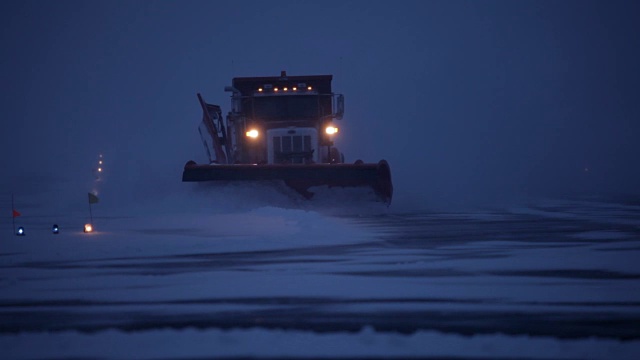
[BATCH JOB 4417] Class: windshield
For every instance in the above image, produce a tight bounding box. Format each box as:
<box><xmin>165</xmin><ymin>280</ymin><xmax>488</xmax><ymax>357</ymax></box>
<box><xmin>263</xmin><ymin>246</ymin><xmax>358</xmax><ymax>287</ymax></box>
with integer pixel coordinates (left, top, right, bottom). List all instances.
<box><xmin>252</xmin><ymin>95</ymin><xmax>319</xmax><ymax>121</ymax></box>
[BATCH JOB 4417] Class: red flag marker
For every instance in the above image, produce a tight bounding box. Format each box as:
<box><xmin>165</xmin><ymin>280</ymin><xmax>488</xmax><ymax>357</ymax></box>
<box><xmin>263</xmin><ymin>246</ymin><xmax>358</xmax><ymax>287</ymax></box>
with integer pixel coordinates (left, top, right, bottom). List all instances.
<box><xmin>12</xmin><ymin>209</ymin><xmax>21</xmax><ymax>218</ymax></box>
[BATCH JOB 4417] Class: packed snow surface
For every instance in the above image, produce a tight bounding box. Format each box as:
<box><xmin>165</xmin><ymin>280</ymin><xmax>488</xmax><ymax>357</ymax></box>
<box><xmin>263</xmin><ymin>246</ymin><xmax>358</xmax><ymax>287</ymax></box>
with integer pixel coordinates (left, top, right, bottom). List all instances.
<box><xmin>1</xmin><ymin>185</ymin><xmax>639</xmax><ymax>359</ymax></box>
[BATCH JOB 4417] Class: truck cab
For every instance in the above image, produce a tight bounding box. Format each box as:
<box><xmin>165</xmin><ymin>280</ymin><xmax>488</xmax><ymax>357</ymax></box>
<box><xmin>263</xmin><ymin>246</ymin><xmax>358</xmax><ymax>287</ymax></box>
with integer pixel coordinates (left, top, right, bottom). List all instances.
<box><xmin>224</xmin><ymin>71</ymin><xmax>344</xmax><ymax>165</ymax></box>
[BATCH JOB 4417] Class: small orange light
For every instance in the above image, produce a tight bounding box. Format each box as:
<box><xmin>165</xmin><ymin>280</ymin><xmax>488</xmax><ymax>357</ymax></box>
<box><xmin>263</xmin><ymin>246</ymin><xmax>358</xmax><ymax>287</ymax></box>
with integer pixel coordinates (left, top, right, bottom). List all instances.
<box><xmin>293</xmin><ymin>87</ymin><xmax>297</xmax><ymax>91</ymax></box>
<box><xmin>84</xmin><ymin>224</ymin><xmax>93</xmax><ymax>233</ymax></box>
<box><xmin>307</xmin><ymin>86</ymin><xmax>312</xmax><ymax>90</ymax></box>
<box><xmin>284</xmin><ymin>87</ymin><xmax>288</xmax><ymax>91</ymax></box>
<box><xmin>246</xmin><ymin>129</ymin><xmax>259</xmax><ymax>138</ymax></box>
<box><xmin>258</xmin><ymin>88</ymin><xmax>263</xmax><ymax>92</ymax></box>
<box><xmin>274</xmin><ymin>88</ymin><xmax>279</xmax><ymax>92</ymax></box>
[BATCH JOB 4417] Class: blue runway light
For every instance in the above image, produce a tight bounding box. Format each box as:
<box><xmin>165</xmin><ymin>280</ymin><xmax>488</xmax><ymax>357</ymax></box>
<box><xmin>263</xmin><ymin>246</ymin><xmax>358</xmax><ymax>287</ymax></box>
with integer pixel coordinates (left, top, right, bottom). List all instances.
<box><xmin>52</xmin><ymin>224</ymin><xmax>59</xmax><ymax>234</ymax></box>
<box><xmin>16</xmin><ymin>226</ymin><xmax>25</xmax><ymax>236</ymax></box>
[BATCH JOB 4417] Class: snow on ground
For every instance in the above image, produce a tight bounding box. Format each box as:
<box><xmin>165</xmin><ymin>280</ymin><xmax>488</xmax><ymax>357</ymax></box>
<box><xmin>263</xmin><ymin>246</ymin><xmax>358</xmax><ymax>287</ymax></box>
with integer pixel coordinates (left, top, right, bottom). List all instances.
<box><xmin>3</xmin><ymin>327</ymin><xmax>638</xmax><ymax>360</ymax></box>
<box><xmin>1</xmin><ymin>186</ymin><xmax>640</xmax><ymax>359</ymax></box>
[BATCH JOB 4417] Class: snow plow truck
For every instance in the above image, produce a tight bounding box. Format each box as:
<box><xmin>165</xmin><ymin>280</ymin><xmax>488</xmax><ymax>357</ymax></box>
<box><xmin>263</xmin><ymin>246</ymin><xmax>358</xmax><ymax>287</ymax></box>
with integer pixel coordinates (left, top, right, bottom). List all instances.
<box><xmin>182</xmin><ymin>71</ymin><xmax>393</xmax><ymax>203</ymax></box>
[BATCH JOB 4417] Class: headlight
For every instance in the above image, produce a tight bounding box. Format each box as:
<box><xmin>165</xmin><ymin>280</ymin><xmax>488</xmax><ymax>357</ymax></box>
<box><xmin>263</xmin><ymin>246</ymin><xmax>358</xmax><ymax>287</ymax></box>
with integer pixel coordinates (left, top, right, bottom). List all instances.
<box><xmin>84</xmin><ymin>224</ymin><xmax>93</xmax><ymax>233</ymax></box>
<box><xmin>246</xmin><ymin>129</ymin><xmax>259</xmax><ymax>138</ymax></box>
<box><xmin>325</xmin><ymin>126</ymin><xmax>339</xmax><ymax>135</ymax></box>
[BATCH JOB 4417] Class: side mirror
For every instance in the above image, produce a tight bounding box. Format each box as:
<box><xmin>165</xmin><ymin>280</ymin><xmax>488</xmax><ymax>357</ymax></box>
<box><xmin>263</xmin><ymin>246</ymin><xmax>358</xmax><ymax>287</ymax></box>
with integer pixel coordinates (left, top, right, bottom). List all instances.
<box><xmin>335</xmin><ymin>94</ymin><xmax>344</xmax><ymax>120</ymax></box>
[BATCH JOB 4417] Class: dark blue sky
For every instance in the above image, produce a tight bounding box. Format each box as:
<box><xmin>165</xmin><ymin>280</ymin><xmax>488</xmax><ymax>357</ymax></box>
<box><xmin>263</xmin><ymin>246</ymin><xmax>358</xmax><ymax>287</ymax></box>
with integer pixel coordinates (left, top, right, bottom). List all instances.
<box><xmin>2</xmin><ymin>1</ymin><xmax>639</xmax><ymax>209</ymax></box>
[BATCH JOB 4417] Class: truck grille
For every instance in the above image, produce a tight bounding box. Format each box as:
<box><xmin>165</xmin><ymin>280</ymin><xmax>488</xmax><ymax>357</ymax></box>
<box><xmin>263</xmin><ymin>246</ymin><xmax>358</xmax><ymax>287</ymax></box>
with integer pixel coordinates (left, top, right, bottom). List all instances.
<box><xmin>273</xmin><ymin>135</ymin><xmax>312</xmax><ymax>164</ymax></box>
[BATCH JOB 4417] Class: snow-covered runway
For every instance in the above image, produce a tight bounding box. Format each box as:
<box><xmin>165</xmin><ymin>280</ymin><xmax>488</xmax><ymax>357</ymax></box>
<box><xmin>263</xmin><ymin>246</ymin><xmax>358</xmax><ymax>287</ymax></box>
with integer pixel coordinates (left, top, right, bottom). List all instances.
<box><xmin>1</xmin><ymin>192</ymin><xmax>639</xmax><ymax>359</ymax></box>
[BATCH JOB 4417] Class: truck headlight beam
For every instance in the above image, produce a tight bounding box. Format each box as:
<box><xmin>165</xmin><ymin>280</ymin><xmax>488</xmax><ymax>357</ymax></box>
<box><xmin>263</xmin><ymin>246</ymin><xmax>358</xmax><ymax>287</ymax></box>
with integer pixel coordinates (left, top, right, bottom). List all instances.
<box><xmin>246</xmin><ymin>129</ymin><xmax>259</xmax><ymax>138</ymax></box>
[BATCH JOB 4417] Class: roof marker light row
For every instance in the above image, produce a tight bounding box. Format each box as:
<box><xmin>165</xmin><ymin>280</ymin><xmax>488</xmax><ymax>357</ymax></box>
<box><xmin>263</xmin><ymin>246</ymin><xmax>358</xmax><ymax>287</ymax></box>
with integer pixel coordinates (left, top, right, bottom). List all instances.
<box><xmin>258</xmin><ymin>84</ymin><xmax>313</xmax><ymax>93</ymax></box>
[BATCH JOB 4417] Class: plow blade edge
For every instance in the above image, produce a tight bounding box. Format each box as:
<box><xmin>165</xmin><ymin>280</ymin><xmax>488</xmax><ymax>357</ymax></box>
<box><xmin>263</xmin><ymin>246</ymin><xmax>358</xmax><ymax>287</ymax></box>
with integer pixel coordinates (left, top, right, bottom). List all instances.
<box><xmin>182</xmin><ymin>160</ymin><xmax>393</xmax><ymax>204</ymax></box>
